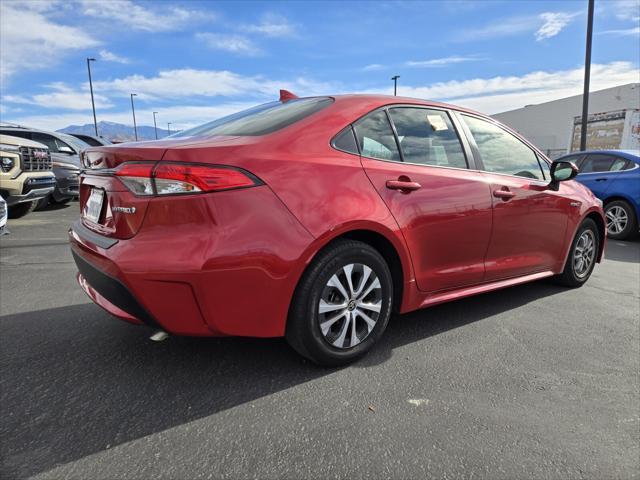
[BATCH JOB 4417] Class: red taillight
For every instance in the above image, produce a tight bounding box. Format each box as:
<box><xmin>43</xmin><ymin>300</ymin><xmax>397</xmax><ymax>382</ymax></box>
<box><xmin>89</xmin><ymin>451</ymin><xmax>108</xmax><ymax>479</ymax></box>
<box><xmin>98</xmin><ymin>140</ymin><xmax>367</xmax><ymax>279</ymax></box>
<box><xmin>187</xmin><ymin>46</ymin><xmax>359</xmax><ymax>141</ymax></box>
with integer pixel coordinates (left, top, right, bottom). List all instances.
<box><xmin>113</xmin><ymin>162</ymin><xmax>260</xmax><ymax>196</ymax></box>
<box><xmin>154</xmin><ymin>164</ymin><xmax>256</xmax><ymax>192</ymax></box>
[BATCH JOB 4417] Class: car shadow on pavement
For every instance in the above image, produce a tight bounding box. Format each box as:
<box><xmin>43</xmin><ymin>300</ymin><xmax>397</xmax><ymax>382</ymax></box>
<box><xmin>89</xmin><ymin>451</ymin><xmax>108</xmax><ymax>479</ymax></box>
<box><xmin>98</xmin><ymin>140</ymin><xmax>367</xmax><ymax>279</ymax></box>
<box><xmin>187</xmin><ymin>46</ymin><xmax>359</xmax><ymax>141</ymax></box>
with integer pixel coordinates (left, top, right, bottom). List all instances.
<box><xmin>603</xmin><ymin>238</ymin><xmax>640</xmax><ymax>263</ymax></box>
<box><xmin>0</xmin><ymin>279</ymin><xmax>570</xmax><ymax>479</ymax></box>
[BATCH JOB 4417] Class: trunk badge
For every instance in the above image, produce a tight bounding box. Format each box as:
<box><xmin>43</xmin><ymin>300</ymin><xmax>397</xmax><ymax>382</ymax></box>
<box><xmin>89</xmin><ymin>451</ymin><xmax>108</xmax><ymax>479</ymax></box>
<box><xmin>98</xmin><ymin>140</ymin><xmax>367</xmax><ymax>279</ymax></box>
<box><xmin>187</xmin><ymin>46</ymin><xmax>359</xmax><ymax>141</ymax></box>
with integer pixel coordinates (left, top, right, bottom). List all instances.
<box><xmin>112</xmin><ymin>206</ymin><xmax>136</xmax><ymax>214</ymax></box>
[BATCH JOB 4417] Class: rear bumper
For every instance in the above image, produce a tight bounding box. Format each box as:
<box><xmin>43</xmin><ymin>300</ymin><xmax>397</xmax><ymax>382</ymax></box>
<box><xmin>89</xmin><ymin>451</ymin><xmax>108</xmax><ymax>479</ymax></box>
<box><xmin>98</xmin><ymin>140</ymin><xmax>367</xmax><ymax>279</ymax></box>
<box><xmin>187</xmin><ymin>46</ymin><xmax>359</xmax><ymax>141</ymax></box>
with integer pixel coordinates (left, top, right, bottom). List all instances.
<box><xmin>72</xmin><ymin>248</ymin><xmax>160</xmax><ymax>328</ymax></box>
<box><xmin>68</xmin><ymin>186</ymin><xmax>315</xmax><ymax>338</ymax></box>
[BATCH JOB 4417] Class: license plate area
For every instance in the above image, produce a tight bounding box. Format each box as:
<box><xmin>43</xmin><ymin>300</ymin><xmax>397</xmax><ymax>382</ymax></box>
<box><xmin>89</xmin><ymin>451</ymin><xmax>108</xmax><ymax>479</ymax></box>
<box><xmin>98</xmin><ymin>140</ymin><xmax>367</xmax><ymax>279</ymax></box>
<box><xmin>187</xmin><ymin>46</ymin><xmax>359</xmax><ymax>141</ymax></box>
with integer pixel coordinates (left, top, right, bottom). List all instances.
<box><xmin>84</xmin><ymin>188</ymin><xmax>104</xmax><ymax>224</ymax></box>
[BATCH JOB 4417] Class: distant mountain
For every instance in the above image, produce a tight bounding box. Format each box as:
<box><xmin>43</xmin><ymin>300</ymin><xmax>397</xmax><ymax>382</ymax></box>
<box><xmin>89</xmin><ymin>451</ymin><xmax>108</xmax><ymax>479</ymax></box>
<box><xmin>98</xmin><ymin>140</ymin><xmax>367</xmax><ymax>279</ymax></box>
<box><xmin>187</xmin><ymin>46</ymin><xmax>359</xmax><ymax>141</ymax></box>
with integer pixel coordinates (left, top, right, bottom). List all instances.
<box><xmin>58</xmin><ymin>121</ymin><xmax>171</xmax><ymax>143</ymax></box>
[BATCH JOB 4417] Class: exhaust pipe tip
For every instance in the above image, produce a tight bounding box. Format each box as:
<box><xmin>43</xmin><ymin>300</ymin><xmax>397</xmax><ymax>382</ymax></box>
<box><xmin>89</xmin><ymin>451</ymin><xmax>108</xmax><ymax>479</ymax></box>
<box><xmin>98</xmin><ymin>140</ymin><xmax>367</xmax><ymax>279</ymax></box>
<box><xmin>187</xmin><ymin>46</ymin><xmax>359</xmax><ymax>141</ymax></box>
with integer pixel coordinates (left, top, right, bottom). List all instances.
<box><xmin>149</xmin><ymin>330</ymin><xmax>169</xmax><ymax>342</ymax></box>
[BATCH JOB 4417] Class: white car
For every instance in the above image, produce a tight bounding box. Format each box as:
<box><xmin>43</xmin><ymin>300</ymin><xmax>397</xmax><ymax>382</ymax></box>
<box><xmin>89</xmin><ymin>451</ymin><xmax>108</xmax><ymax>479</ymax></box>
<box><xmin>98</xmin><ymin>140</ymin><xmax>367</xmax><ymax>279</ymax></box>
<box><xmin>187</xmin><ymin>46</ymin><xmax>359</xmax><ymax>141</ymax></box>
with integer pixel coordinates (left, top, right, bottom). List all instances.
<box><xmin>0</xmin><ymin>197</ymin><xmax>7</xmax><ymax>234</ymax></box>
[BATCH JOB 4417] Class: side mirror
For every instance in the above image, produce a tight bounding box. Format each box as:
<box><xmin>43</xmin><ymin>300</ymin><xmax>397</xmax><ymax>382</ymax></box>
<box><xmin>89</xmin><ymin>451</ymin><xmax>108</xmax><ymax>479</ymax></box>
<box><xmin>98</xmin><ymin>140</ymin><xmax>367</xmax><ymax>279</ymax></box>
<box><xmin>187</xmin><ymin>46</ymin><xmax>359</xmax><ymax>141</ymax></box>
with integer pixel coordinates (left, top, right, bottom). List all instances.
<box><xmin>550</xmin><ymin>160</ymin><xmax>579</xmax><ymax>186</ymax></box>
<box><xmin>58</xmin><ymin>145</ymin><xmax>74</xmax><ymax>154</ymax></box>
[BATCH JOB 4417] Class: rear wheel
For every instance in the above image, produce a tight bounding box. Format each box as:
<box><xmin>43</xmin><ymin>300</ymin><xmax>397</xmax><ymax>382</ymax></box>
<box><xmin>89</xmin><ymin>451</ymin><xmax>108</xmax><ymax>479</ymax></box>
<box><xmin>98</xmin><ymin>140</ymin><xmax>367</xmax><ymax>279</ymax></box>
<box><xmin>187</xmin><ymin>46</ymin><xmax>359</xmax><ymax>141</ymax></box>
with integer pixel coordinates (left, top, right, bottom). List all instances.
<box><xmin>605</xmin><ymin>200</ymin><xmax>637</xmax><ymax>240</ymax></box>
<box><xmin>554</xmin><ymin>218</ymin><xmax>599</xmax><ymax>288</ymax></box>
<box><xmin>8</xmin><ymin>201</ymin><xmax>37</xmax><ymax>219</ymax></box>
<box><xmin>286</xmin><ymin>240</ymin><xmax>393</xmax><ymax>366</ymax></box>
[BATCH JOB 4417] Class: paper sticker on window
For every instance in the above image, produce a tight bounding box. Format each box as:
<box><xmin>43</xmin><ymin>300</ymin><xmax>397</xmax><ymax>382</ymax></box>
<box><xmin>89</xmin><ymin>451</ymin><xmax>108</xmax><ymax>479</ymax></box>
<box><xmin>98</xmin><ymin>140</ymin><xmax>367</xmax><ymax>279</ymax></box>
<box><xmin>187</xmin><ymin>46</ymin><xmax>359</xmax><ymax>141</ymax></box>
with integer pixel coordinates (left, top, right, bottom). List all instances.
<box><xmin>427</xmin><ymin>115</ymin><xmax>448</xmax><ymax>131</ymax></box>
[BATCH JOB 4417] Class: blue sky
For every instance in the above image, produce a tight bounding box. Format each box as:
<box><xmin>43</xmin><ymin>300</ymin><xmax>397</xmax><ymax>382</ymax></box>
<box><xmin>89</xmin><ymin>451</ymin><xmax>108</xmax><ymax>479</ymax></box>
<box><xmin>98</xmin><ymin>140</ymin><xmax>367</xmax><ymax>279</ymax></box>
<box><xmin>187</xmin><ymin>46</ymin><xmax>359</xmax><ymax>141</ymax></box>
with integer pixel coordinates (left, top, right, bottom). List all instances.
<box><xmin>1</xmin><ymin>0</ymin><xmax>638</xmax><ymax>131</ymax></box>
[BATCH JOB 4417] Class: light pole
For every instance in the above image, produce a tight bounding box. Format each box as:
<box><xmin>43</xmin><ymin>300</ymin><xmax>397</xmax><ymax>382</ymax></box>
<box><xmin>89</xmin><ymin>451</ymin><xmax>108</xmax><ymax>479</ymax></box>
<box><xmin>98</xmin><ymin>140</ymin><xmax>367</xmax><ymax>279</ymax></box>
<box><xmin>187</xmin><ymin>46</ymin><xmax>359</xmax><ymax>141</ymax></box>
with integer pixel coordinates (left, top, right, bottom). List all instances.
<box><xmin>153</xmin><ymin>111</ymin><xmax>158</xmax><ymax>140</ymax></box>
<box><xmin>130</xmin><ymin>93</ymin><xmax>138</xmax><ymax>141</ymax></box>
<box><xmin>391</xmin><ymin>75</ymin><xmax>400</xmax><ymax>96</ymax></box>
<box><xmin>87</xmin><ymin>58</ymin><xmax>98</xmax><ymax>136</ymax></box>
<box><xmin>167</xmin><ymin>122</ymin><xmax>172</xmax><ymax>135</ymax></box>
<box><xmin>579</xmin><ymin>0</ymin><xmax>595</xmax><ymax>151</ymax></box>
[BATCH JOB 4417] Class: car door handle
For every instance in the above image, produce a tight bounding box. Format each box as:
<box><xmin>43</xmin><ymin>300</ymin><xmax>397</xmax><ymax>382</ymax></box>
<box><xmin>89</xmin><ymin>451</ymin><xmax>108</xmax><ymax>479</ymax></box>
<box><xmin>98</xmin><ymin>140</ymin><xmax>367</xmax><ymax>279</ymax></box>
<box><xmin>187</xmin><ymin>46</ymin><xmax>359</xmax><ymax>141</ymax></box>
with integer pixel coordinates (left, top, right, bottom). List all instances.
<box><xmin>386</xmin><ymin>179</ymin><xmax>421</xmax><ymax>192</ymax></box>
<box><xmin>595</xmin><ymin>178</ymin><xmax>608</xmax><ymax>182</ymax></box>
<box><xmin>493</xmin><ymin>188</ymin><xmax>515</xmax><ymax>200</ymax></box>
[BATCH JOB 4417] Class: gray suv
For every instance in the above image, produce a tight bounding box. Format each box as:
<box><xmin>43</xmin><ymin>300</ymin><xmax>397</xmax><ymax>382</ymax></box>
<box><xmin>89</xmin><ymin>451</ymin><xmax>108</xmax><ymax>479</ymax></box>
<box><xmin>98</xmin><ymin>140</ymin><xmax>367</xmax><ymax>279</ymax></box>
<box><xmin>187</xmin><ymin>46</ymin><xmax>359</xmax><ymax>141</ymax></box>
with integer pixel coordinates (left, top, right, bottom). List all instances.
<box><xmin>0</xmin><ymin>126</ymin><xmax>86</xmax><ymax>207</ymax></box>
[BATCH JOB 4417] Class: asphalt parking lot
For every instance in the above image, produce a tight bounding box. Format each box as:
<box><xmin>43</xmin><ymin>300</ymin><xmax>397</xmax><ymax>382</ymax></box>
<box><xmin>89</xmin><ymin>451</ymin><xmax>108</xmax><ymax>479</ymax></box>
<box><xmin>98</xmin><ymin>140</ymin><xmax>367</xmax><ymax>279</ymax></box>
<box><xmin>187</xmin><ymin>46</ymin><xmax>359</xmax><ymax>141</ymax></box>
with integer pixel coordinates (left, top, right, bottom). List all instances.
<box><xmin>1</xmin><ymin>203</ymin><xmax>638</xmax><ymax>480</ymax></box>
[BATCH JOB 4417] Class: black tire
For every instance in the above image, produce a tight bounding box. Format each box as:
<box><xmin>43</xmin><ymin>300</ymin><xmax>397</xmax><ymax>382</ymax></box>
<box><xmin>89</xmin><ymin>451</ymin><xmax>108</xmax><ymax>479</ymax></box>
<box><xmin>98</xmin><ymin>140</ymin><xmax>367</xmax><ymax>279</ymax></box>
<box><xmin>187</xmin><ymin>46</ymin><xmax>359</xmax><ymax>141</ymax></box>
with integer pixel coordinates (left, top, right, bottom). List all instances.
<box><xmin>286</xmin><ymin>239</ymin><xmax>393</xmax><ymax>367</ymax></box>
<box><xmin>34</xmin><ymin>195</ymin><xmax>50</xmax><ymax>211</ymax></box>
<box><xmin>8</xmin><ymin>201</ymin><xmax>37</xmax><ymax>219</ymax></box>
<box><xmin>554</xmin><ymin>218</ymin><xmax>600</xmax><ymax>288</ymax></box>
<box><xmin>51</xmin><ymin>196</ymin><xmax>72</xmax><ymax>205</ymax></box>
<box><xmin>605</xmin><ymin>200</ymin><xmax>637</xmax><ymax>240</ymax></box>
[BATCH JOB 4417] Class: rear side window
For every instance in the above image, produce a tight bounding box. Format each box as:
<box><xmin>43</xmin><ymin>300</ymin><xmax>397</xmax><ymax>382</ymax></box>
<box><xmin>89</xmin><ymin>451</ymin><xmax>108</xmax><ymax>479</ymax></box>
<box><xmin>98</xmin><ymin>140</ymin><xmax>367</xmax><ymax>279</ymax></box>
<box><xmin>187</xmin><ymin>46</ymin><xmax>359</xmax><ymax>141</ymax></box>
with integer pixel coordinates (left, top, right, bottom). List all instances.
<box><xmin>354</xmin><ymin>110</ymin><xmax>401</xmax><ymax>162</ymax></box>
<box><xmin>388</xmin><ymin>107</ymin><xmax>467</xmax><ymax>168</ymax></box>
<box><xmin>332</xmin><ymin>126</ymin><xmax>359</xmax><ymax>155</ymax></box>
<box><xmin>462</xmin><ymin>115</ymin><xmax>544</xmax><ymax>180</ymax></box>
<box><xmin>580</xmin><ymin>154</ymin><xmax>630</xmax><ymax>172</ymax></box>
<box><xmin>172</xmin><ymin>97</ymin><xmax>333</xmax><ymax>137</ymax></box>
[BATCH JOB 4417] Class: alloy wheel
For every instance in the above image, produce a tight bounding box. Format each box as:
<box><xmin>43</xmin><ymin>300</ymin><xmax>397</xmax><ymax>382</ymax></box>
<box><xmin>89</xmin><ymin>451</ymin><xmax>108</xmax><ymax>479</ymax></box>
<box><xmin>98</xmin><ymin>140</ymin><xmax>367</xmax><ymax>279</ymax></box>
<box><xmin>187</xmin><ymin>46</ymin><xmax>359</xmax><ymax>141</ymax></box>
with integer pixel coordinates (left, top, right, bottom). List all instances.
<box><xmin>573</xmin><ymin>230</ymin><xmax>596</xmax><ymax>279</ymax></box>
<box><xmin>605</xmin><ymin>206</ymin><xmax>628</xmax><ymax>235</ymax></box>
<box><xmin>318</xmin><ymin>263</ymin><xmax>382</xmax><ymax>349</ymax></box>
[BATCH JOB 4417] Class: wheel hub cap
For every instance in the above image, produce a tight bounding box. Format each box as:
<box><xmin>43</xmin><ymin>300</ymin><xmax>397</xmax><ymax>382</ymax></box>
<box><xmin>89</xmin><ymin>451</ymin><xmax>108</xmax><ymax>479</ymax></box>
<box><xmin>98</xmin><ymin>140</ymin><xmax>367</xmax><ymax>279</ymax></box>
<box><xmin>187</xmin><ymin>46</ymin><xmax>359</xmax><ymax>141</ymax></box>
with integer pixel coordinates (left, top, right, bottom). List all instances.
<box><xmin>317</xmin><ymin>263</ymin><xmax>383</xmax><ymax>349</ymax></box>
<box><xmin>573</xmin><ymin>230</ymin><xmax>596</xmax><ymax>279</ymax></box>
<box><xmin>605</xmin><ymin>206</ymin><xmax>628</xmax><ymax>235</ymax></box>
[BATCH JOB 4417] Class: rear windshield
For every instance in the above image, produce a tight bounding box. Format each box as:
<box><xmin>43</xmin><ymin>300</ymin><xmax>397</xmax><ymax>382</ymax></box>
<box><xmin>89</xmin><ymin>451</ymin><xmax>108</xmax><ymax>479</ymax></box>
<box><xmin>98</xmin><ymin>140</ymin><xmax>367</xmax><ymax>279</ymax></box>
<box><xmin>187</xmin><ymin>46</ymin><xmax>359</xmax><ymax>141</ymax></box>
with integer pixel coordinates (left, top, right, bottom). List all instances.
<box><xmin>172</xmin><ymin>97</ymin><xmax>334</xmax><ymax>138</ymax></box>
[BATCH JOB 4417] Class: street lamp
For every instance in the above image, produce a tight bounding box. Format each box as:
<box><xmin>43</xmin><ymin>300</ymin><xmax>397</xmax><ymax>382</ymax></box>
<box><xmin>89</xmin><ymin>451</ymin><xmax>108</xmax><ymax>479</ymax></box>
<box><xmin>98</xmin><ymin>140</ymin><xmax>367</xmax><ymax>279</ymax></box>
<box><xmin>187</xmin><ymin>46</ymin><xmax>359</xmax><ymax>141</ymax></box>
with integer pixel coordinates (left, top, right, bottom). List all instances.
<box><xmin>130</xmin><ymin>93</ymin><xmax>138</xmax><ymax>141</ymax></box>
<box><xmin>86</xmin><ymin>58</ymin><xmax>98</xmax><ymax>136</ymax></box>
<box><xmin>153</xmin><ymin>111</ymin><xmax>159</xmax><ymax>140</ymax></box>
<box><xmin>167</xmin><ymin>122</ymin><xmax>172</xmax><ymax>135</ymax></box>
<box><xmin>579</xmin><ymin>0</ymin><xmax>595</xmax><ymax>151</ymax></box>
<box><xmin>391</xmin><ymin>75</ymin><xmax>400</xmax><ymax>96</ymax></box>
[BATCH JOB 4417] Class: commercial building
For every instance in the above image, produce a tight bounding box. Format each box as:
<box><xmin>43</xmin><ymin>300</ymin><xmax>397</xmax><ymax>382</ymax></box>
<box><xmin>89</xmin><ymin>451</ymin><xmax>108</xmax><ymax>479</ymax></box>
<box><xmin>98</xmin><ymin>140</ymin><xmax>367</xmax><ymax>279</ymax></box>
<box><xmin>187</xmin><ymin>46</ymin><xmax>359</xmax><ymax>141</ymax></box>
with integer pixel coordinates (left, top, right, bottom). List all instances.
<box><xmin>493</xmin><ymin>83</ymin><xmax>640</xmax><ymax>159</ymax></box>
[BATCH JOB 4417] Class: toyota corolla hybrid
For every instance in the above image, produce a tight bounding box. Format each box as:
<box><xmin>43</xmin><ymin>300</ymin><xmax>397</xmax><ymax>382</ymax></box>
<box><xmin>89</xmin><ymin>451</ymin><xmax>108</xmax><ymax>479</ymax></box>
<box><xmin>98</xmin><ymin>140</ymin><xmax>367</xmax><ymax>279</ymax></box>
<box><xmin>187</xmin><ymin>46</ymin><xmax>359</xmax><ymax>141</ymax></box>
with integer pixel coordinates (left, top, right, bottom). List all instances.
<box><xmin>69</xmin><ymin>92</ymin><xmax>605</xmax><ymax>366</ymax></box>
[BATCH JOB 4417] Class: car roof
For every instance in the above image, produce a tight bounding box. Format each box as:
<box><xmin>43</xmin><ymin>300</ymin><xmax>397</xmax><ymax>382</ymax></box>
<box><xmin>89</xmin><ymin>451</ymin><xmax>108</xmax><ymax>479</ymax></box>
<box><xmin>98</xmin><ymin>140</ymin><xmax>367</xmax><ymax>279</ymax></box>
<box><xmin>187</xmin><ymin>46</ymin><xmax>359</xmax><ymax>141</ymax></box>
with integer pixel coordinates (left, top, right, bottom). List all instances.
<box><xmin>331</xmin><ymin>94</ymin><xmax>485</xmax><ymax>117</ymax></box>
<box><xmin>560</xmin><ymin>150</ymin><xmax>640</xmax><ymax>161</ymax></box>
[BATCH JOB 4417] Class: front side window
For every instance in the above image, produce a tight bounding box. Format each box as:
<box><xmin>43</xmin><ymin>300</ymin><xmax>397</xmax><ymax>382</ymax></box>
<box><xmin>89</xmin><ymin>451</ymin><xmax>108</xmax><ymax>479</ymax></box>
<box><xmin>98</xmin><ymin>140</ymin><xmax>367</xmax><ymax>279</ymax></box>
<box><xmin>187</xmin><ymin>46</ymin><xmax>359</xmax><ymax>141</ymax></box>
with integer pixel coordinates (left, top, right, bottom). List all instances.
<box><xmin>354</xmin><ymin>110</ymin><xmax>401</xmax><ymax>161</ymax></box>
<box><xmin>388</xmin><ymin>107</ymin><xmax>467</xmax><ymax>168</ymax></box>
<box><xmin>172</xmin><ymin>97</ymin><xmax>333</xmax><ymax>138</ymax></box>
<box><xmin>462</xmin><ymin>115</ymin><xmax>544</xmax><ymax>180</ymax></box>
<box><xmin>580</xmin><ymin>154</ymin><xmax>629</xmax><ymax>173</ymax></box>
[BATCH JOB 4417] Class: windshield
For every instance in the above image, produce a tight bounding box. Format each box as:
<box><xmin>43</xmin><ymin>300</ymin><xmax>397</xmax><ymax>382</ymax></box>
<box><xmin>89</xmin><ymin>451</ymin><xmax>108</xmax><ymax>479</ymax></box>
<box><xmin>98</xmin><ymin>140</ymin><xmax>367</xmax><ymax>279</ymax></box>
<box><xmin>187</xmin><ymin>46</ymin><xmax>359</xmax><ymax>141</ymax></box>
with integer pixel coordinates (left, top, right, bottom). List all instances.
<box><xmin>57</xmin><ymin>132</ymin><xmax>91</xmax><ymax>152</ymax></box>
<box><xmin>172</xmin><ymin>97</ymin><xmax>333</xmax><ymax>138</ymax></box>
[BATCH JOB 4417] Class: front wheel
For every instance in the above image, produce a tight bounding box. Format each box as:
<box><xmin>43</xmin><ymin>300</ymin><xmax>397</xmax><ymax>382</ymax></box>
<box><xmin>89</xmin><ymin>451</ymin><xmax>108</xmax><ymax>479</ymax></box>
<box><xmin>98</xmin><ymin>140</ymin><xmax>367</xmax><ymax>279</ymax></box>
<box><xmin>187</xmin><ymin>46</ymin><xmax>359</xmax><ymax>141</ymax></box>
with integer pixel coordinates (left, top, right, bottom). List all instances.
<box><xmin>286</xmin><ymin>240</ymin><xmax>393</xmax><ymax>367</ymax></box>
<box><xmin>554</xmin><ymin>218</ymin><xmax>600</xmax><ymax>288</ymax></box>
<box><xmin>605</xmin><ymin>200</ymin><xmax>637</xmax><ymax>240</ymax></box>
<box><xmin>8</xmin><ymin>201</ymin><xmax>37</xmax><ymax>219</ymax></box>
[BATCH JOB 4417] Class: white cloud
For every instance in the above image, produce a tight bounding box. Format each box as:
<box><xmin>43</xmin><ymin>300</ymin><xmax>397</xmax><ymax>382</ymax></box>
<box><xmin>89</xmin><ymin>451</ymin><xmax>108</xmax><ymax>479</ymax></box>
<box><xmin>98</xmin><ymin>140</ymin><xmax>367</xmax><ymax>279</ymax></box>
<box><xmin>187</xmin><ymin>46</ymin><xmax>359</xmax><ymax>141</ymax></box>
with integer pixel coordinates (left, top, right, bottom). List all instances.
<box><xmin>458</xmin><ymin>11</ymin><xmax>578</xmax><ymax>42</ymax></box>
<box><xmin>362</xmin><ymin>64</ymin><xmax>386</xmax><ymax>71</ymax></box>
<box><xmin>98</xmin><ymin>49</ymin><xmax>130</xmax><ymax>64</ymax></box>
<box><xmin>612</xmin><ymin>0</ymin><xmax>640</xmax><ymax>22</ymax></box>
<box><xmin>195</xmin><ymin>33</ymin><xmax>260</xmax><ymax>56</ymax></box>
<box><xmin>371</xmin><ymin>62</ymin><xmax>639</xmax><ymax>114</ymax></box>
<box><xmin>405</xmin><ymin>56</ymin><xmax>483</xmax><ymax>68</ymax></box>
<box><xmin>456</xmin><ymin>15</ymin><xmax>539</xmax><ymax>41</ymax></box>
<box><xmin>241</xmin><ymin>13</ymin><xmax>295</xmax><ymax>37</ymax></box>
<box><xmin>535</xmin><ymin>12</ymin><xmax>577</xmax><ymax>41</ymax></box>
<box><xmin>3</xmin><ymin>82</ymin><xmax>113</xmax><ymax>110</ymax></box>
<box><xmin>92</xmin><ymin>68</ymin><xmax>334</xmax><ymax>100</ymax></box>
<box><xmin>0</xmin><ymin>1</ymin><xmax>99</xmax><ymax>81</ymax></box>
<box><xmin>79</xmin><ymin>0</ymin><xmax>214</xmax><ymax>32</ymax></box>
<box><xmin>600</xmin><ymin>26</ymin><xmax>640</xmax><ymax>36</ymax></box>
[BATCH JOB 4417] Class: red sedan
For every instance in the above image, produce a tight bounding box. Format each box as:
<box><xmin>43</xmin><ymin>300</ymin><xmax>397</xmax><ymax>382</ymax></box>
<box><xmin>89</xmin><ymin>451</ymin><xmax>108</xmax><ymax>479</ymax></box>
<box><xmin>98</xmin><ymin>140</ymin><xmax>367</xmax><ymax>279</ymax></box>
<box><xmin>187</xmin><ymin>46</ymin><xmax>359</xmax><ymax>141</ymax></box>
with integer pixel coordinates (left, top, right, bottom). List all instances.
<box><xmin>70</xmin><ymin>92</ymin><xmax>605</xmax><ymax>366</ymax></box>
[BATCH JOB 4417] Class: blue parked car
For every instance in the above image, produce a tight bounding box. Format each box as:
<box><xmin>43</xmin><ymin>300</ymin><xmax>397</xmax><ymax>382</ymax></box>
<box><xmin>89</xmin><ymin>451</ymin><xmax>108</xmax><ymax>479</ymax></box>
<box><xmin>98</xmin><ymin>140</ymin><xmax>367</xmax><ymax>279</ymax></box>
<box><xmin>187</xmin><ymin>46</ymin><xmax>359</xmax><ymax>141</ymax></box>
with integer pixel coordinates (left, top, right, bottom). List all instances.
<box><xmin>556</xmin><ymin>150</ymin><xmax>640</xmax><ymax>240</ymax></box>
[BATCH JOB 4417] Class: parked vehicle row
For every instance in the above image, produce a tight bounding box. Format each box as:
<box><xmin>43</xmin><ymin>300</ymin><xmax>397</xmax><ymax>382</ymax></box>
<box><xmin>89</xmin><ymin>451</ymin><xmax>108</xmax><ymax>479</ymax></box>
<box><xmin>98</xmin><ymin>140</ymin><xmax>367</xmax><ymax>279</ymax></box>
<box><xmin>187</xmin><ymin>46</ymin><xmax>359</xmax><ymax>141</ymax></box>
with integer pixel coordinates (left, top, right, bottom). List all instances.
<box><xmin>0</xmin><ymin>133</ymin><xmax>56</xmax><ymax>218</ymax></box>
<box><xmin>0</xmin><ymin>125</ymin><xmax>111</xmax><ymax>219</ymax></box>
<box><xmin>69</xmin><ymin>92</ymin><xmax>606</xmax><ymax>366</ymax></box>
<box><xmin>557</xmin><ymin>149</ymin><xmax>640</xmax><ymax>240</ymax></box>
